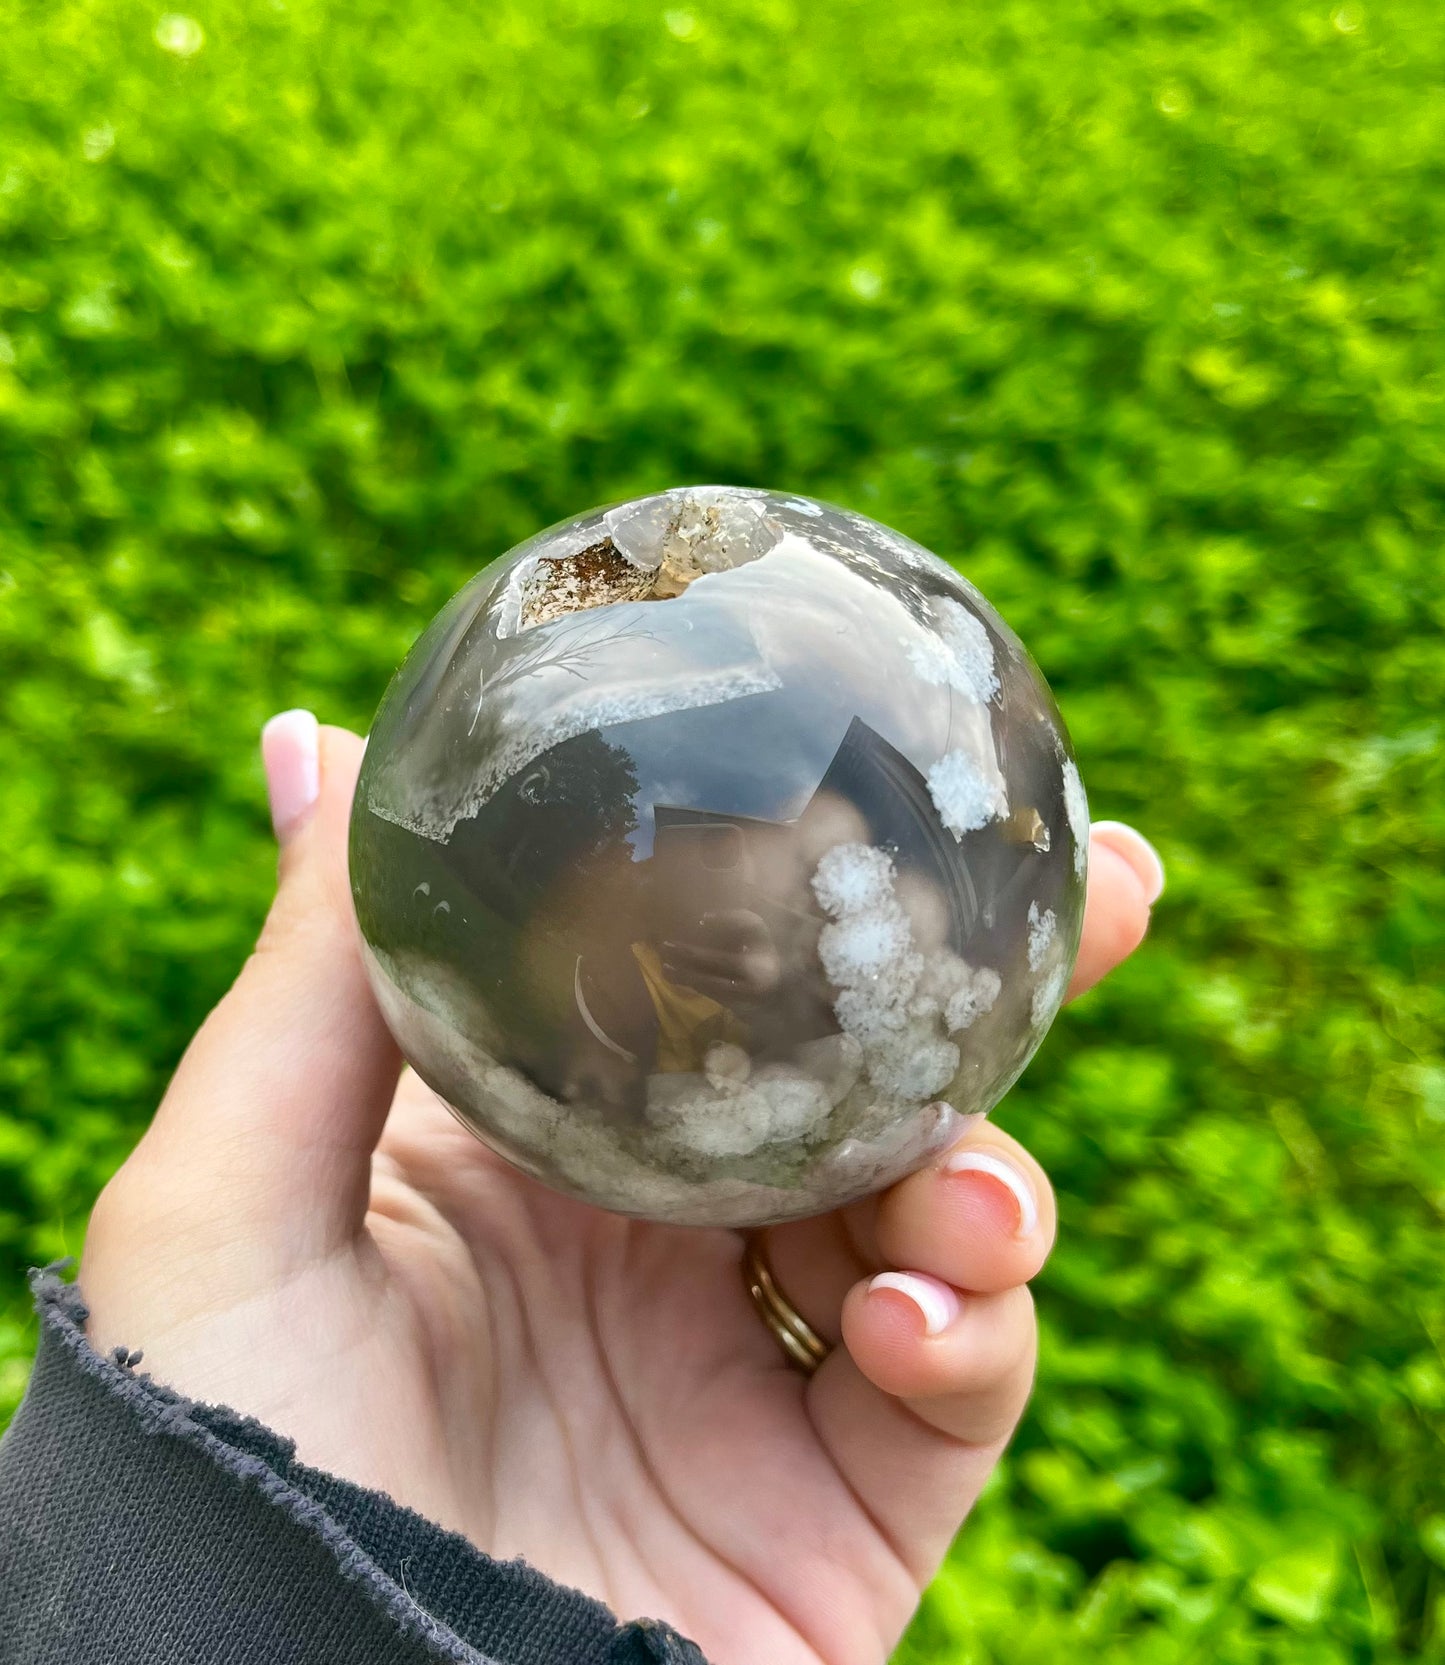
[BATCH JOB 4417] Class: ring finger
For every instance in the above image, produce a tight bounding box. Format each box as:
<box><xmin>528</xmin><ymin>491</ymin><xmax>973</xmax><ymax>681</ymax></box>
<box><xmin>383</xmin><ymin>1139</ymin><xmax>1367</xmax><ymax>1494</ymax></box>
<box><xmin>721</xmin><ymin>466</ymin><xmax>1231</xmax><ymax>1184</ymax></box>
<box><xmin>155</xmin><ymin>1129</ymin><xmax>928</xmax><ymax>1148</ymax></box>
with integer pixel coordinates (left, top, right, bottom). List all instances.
<box><xmin>760</xmin><ymin>1119</ymin><xmax>1054</xmax><ymax>1347</ymax></box>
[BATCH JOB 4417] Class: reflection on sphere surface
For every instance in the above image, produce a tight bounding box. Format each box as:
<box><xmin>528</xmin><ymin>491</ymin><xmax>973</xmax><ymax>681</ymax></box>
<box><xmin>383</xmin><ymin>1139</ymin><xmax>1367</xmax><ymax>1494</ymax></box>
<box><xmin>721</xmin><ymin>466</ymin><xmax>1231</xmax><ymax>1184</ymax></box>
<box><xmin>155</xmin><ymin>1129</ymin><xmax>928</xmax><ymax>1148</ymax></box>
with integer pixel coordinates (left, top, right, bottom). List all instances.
<box><xmin>351</xmin><ymin>486</ymin><xmax>1088</xmax><ymax>1227</ymax></box>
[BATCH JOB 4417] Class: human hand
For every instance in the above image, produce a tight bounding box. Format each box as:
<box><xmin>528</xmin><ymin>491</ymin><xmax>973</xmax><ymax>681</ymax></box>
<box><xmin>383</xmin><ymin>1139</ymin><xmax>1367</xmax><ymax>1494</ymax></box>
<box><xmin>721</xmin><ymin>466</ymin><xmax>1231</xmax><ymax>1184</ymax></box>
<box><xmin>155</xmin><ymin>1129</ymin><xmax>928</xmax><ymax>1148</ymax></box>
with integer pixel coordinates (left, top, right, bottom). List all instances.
<box><xmin>79</xmin><ymin>716</ymin><xmax>1161</xmax><ymax>1665</ymax></box>
<box><xmin>660</xmin><ymin>908</ymin><xmax>783</xmax><ymax>1003</ymax></box>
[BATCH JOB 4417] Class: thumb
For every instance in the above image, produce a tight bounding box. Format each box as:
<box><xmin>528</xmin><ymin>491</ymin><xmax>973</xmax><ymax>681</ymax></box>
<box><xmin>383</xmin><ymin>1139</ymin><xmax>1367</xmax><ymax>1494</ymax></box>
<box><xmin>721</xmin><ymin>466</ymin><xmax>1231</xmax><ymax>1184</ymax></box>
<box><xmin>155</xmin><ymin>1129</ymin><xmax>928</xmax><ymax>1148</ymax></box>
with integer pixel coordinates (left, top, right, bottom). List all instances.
<box><xmin>142</xmin><ymin>712</ymin><xmax>401</xmax><ymax>1253</ymax></box>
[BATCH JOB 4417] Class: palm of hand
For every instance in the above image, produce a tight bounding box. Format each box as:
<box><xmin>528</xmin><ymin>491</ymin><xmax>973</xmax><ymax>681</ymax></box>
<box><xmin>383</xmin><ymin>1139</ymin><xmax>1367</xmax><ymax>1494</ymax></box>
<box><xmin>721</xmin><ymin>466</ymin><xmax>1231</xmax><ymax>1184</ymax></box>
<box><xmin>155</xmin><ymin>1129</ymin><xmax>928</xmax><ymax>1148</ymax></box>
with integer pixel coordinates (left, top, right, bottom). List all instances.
<box><xmin>374</xmin><ymin>1081</ymin><xmax>929</xmax><ymax>1665</ymax></box>
<box><xmin>89</xmin><ymin>1071</ymin><xmax>935</xmax><ymax>1664</ymax></box>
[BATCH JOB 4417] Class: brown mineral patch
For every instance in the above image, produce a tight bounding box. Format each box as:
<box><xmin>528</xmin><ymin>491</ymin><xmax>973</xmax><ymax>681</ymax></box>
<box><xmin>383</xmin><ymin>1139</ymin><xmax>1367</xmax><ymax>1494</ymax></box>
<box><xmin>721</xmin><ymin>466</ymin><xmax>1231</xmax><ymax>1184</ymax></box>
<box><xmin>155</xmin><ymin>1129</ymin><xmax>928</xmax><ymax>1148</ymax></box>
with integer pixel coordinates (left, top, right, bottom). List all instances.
<box><xmin>518</xmin><ymin>495</ymin><xmax>782</xmax><ymax>631</ymax></box>
<box><xmin>1001</xmin><ymin>806</ymin><xmax>1051</xmax><ymax>851</ymax></box>
<box><xmin>519</xmin><ymin>538</ymin><xmax>657</xmax><ymax>628</ymax></box>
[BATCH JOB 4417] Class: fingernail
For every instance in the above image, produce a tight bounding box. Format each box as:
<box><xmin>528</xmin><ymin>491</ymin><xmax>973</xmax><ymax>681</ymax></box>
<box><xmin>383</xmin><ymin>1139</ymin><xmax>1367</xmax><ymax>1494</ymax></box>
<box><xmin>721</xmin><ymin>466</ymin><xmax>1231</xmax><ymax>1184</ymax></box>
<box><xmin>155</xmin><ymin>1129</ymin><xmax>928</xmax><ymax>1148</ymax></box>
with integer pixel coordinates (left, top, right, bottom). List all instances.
<box><xmin>943</xmin><ymin>1149</ymin><xmax>1040</xmax><ymax>1239</ymax></box>
<box><xmin>1090</xmin><ymin>821</ymin><xmax>1166</xmax><ymax>904</ymax></box>
<box><xmin>868</xmin><ymin>1271</ymin><xmax>960</xmax><ymax>1336</ymax></box>
<box><xmin>261</xmin><ymin>709</ymin><xmax>320</xmax><ymax>840</ymax></box>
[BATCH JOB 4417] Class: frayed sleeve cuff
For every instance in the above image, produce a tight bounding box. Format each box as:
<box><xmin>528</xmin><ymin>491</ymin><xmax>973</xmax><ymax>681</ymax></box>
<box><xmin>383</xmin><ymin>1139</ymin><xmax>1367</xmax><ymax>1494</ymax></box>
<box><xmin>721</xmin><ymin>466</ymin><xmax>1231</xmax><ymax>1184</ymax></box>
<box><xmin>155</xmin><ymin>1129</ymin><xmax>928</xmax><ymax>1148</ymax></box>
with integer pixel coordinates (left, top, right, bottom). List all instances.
<box><xmin>0</xmin><ymin>1265</ymin><xmax>707</xmax><ymax>1665</ymax></box>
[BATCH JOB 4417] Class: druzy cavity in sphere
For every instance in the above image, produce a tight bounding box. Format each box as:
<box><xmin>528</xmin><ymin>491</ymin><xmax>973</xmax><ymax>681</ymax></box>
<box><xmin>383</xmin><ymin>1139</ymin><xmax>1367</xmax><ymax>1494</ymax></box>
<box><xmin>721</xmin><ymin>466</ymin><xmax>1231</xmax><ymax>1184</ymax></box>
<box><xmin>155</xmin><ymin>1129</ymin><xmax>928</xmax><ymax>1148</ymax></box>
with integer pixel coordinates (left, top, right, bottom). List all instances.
<box><xmin>350</xmin><ymin>486</ymin><xmax>1088</xmax><ymax>1227</ymax></box>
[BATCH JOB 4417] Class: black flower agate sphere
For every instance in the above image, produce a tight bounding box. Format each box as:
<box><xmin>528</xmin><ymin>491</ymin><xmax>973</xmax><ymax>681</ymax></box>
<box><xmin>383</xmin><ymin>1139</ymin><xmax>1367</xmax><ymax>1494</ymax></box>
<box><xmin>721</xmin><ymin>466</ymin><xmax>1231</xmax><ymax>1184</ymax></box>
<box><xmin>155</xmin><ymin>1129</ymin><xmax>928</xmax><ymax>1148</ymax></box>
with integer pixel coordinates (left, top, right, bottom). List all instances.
<box><xmin>350</xmin><ymin>487</ymin><xmax>1089</xmax><ymax>1228</ymax></box>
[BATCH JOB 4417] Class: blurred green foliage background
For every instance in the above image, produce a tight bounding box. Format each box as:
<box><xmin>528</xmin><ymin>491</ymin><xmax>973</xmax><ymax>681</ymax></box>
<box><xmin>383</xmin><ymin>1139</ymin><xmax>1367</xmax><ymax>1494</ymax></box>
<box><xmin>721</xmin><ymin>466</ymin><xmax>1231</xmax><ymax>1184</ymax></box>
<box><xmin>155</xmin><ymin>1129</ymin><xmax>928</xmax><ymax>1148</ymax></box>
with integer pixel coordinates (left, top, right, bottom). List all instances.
<box><xmin>1</xmin><ymin>0</ymin><xmax>1442</xmax><ymax>1657</ymax></box>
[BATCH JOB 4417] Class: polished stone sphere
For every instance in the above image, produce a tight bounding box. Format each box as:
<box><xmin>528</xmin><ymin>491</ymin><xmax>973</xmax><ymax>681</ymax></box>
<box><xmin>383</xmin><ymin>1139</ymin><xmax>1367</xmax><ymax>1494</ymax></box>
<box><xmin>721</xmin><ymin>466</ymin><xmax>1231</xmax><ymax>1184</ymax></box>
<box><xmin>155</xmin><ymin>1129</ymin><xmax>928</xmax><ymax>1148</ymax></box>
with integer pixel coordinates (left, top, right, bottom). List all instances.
<box><xmin>350</xmin><ymin>486</ymin><xmax>1088</xmax><ymax>1227</ymax></box>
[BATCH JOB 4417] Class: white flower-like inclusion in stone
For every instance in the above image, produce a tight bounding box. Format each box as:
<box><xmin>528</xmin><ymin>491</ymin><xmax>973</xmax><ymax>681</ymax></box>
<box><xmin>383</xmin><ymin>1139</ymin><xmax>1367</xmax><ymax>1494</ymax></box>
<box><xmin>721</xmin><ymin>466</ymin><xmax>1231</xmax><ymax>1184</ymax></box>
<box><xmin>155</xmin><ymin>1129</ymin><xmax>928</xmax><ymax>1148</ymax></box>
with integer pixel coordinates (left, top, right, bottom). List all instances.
<box><xmin>811</xmin><ymin>841</ymin><xmax>1009</xmax><ymax>1108</ymax></box>
<box><xmin>1027</xmin><ymin>900</ymin><xmax>1057</xmax><ymax>972</ymax></box>
<box><xmin>908</xmin><ymin>597</ymin><xmax>1002</xmax><ymax>705</ymax></box>
<box><xmin>1062</xmin><ymin>758</ymin><xmax>1090</xmax><ymax>877</ymax></box>
<box><xmin>927</xmin><ymin>748</ymin><xmax>1010</xmax><ymax>838</ymax></box>
<box><xmin>1031</xmin><ymin>964</ymin><xmax>1071</xmax><ymax>1029</ymax></box>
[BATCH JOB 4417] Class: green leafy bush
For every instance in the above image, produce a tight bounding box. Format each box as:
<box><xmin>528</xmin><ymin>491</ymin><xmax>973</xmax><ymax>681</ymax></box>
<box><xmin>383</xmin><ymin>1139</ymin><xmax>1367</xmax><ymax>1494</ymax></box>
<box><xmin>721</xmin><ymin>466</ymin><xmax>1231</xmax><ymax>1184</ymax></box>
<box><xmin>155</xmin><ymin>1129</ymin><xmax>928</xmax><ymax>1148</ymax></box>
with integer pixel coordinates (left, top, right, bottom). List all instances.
<box><xmin>1</xmin><ymin>0</ymin><xmax>1441</xmax><ymax>1658</ymax></box>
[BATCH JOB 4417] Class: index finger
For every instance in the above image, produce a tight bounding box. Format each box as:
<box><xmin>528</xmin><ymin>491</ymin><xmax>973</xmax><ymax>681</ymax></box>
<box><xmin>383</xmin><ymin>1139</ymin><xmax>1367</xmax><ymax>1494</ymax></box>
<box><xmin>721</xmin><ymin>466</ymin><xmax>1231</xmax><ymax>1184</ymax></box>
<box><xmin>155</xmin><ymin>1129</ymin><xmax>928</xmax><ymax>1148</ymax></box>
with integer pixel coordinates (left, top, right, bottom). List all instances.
<box><xmin>1068</xmin><ymin>820</ymin><xmax>1164</xmax><ymax>999</ymax></box>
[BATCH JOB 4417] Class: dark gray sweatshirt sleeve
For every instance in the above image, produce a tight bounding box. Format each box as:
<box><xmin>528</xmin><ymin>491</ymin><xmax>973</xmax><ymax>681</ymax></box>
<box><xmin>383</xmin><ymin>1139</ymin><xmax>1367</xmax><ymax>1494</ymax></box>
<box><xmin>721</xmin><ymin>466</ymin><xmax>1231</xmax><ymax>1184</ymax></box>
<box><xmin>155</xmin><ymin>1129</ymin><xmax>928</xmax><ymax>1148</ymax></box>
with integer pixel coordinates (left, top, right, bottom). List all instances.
<box><xmin>0</xmin><ymin>1266</ymin><xmax>707</xmax><ymax>1665</ymax></box>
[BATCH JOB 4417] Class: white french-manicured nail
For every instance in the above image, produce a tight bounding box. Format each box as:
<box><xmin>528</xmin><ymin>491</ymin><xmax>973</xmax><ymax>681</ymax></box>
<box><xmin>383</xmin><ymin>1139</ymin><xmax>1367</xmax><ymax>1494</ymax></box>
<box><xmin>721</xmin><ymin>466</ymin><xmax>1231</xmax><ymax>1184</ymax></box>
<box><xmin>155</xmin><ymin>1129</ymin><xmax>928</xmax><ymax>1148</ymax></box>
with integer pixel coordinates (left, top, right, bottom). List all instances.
<box><xmin>943</xmin><ymin>1149</ymin><xmax>1040</xmax><ymax>1239</ymax></box>
<box><xmin>868</xmin><ymin>1272</ymin><xmax>960</xmax><ymax>1336</ymax></box>
<box><xmin>261</xmin><ymin>709</ymin><xmax>320</xmax><ymax>841</ymax></box>
<box><xmin>1090</xmin><ymin>820</ymin><xmax>1166</xmax><ymax>903</ymax></box>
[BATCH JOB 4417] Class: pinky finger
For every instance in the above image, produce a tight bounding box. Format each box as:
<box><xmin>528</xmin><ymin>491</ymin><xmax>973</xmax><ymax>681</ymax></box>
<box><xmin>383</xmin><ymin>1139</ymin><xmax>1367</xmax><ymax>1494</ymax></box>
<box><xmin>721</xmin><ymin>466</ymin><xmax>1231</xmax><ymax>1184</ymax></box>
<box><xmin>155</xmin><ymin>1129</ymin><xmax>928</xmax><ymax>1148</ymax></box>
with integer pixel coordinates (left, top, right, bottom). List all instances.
<box><xmin>842</xmin><ymin>1276</ymin><xmax>1037</xmax><ymax>1447</ymax></box>
<box><xmin>805</xmin><ymin>1278</ymin><xmax>1038</xmax><ymax>1582</ymax></box>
